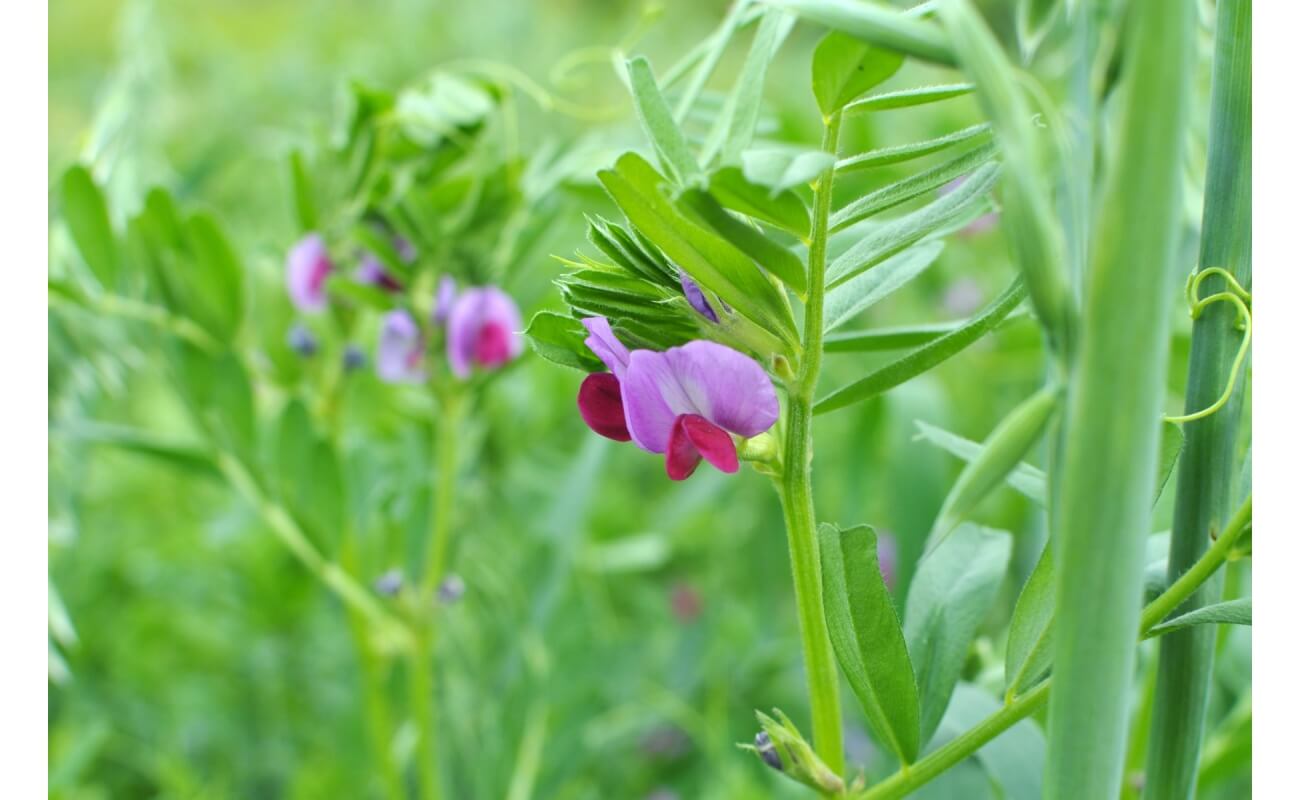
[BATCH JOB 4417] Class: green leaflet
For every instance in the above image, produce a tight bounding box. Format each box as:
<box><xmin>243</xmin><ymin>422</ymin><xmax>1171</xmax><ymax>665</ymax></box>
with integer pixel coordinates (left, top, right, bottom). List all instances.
<box><xmin>53</xmin><ymin>421</ymin><xmax>219</xmax><ymax>480</ymax></box>
<box><xmin>830</xmin><ymin>142</ymin><xmax>998</xmax><ymax>232</ymax></box>
<box><xmin>59</xmin><ymin>165</ymin><xmax>120</xmax><ymax>288</ymax></box>
<box><xmin>818</xmin><ymin>523</ymin><xmax>920</xmax><ymax>764</ymax></box>
<box><xmin>836</xmin><ymin>123</ymin><xmax>992</xmax><ymax>173</ymax></box>
<box><xmin>679</xmin><ymin>189</ymin><xmax>807</xmax><ymax>294</ymax></box>
<box><xmin>626</xmin><ymin>56</ymin><xmax>703</xmax><ymax>185</ymax></box>
<box><xmin>823</xmin><ymin>240</ymin><xmax>943</xmax><ymax>332</ymax></box>
<box><xmin>1017</xmin><ymin>0</ymin><xmax>1062</xmax><ymax>62</ymax></box>
<box><xmin>741</xmin><ymin>146</ymin><xmax>836</xmax><ymax>196</ymax></box>
<box><xmin>771</xmin><ymin>0</ymin><xmax>956</xmax><ymax>66</ymax></box>
<box><xmin>927</xmin><ymin>385</ymin><xmax>1060</xmax><ymax>549</ymax></box>
<box><xmin>1145</xmin><ymin>598</ymin><xmax>1251</xmax><ymax>640</ymax></box>
<box><xmin>905</xmin><ymin>524</ymin><xmax>1011</xmax><ymax>745</ymax></box>
<box><xmin>274</xmin><ymin>400</ymin><xmax>346</xmax><ymax>557</ymax></box>
<box><xmin>913</xmin><ymin>420</ymin><xmax>1047</xmax><ymax>504</ymax></box>
<box><xmin>597</xmin><ymin>152</ymin><xmax>798</xmax><ymax>349</ymax></box>
<box><xmin>524</xmin><ymin>312</ymin><xmax>605</xmax><ymax>372</ymax></box>
<box><xmin>167</xmin><ymin>343</ymin><xmax>257</xmax><ymax>466</ymax></box>
<box><xmin>703</xmin><ymin>9</ymin><xmax>796</xmax><ymax>165</ymax></box>
<box><xmin>815</xmin><ymin>278</ymin><xmax>1026</xmax><ymax>415</ymax></box>
<box><xmin>811</xmin><ymin>30</ymin><xmax>904</xmax><ymax>115</ymax></box>
<box><xmin>827</xmin><ymin>160</ymin><xmax>999</xmax><ymax>288</ymax></box>
<box><xmin>825</xmin><ymin>320</ymin><xmax>963</xmax><ymax>353</ymax></box>
<box><xmin>289</xmin><ymin>150</ymin><xmax>318</xmax><ymax>231</ymax></box>
<box><xmin>325</xmin><ymin>275</ymin><xmax>398</xmax><ymax>311</ymax></box>
<box><xmin>846</xmin><ymin>83</ymin><xmax>975</xmax><ymax>114</ymax></box>
<box><xmin>394</xmin><ymin>71</ymin><xmax>494</xmax><ymax>148</ymax></box>
<box><xmin>1005</xmin><ymin>545</ymin><xmax>1056</xmax><ymax>696</ymax></box>
<box><xmin>934</xmin><ymin>684</ymin><xmax>1047</xmax><ymax>799</ymax></box>
<box><xmin>708</xmin><ymin>168</ymin><xmax>810</xmax><ymax>237</ymax></box>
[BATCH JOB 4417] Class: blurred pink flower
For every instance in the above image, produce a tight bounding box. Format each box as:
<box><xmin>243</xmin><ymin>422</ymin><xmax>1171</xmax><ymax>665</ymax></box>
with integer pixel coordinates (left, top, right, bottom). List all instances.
<box><xmin>286</xmin><ymin>233</ymin><xmax>334</xmax><ymax>312</ymax></box>
<box><xmin>446</xmin><ymin>286</ymin><xmax>523</xmax><ymax>377</ymax></box>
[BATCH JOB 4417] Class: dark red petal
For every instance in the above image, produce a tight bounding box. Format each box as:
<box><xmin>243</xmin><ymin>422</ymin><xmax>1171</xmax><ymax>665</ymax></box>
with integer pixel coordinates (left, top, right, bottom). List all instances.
<box><xmin>577</xmin><ymin>373</ymin><xmax>631</xmax><ymax>442</ymax></box>
<box><xmin>666</xmin><ymin>416</ymin><xmax>703</xmax><ymax>481</ymax></box>
<box><xmin>679</xmin><ymin>413</ymin><xmax>738</xmax><ymax>474</ymax></box>
<box><xmin>474</xmin><ymin>321</ymin><xmax>514</xmax><ymax>367</ymax></box>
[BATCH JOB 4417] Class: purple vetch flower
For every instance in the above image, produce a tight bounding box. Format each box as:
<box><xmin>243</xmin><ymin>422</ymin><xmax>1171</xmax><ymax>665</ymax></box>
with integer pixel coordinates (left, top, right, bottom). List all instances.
<box><xmin>679</xmin><ymin>272</ymin><xmax>718</xmax><ymax>323</ymax></box>
<box><xmin>940</xmin><ymin>176</ymin><xmax>999</xmax><ymax>236</ymax></box>
<box><xmin>394</xmin><ymin>237</ymin><xmax>417</xmax><ymax>263</ymax></box>
<box><xmin>575</xmin><ymin>316</ymin><xmax>779</xmax><ymax>481</ymax></box>
<box><xmin>286</xmin><ymin>233</ymin><xmax>335</xmax><ymax>312</ymax></box>
<box><xmin>355</xmin><ymin>254</ymin><xmax>404</xmax><ymax>293</ymax></box>
<box><xmin>433</xmin><ymin>275</ymin><xmax>457</xmax><ymax>325</ymax></box>
<box><xmin>377</xmin><ymin>310</ymin><xmax>426</xmax><ymax>383</ymax></box>
<box><xmin>445</xmin><ymin>286</ymin><xmax>523</xmax><ymax>377</ymax></box>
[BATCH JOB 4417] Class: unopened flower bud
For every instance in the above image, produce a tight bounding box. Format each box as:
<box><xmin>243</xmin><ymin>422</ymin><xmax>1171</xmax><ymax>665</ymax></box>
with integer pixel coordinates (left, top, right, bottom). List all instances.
<box><xmin>288</xmin><ymin>323</ymin><xmax>318</xmax><ymax>357</ymax></box>
<box><xmin>373</xmin><ymin>569</ymin><xmax>404</xmax><ymax>597</ymax></box>
<box><xmin>755</xmin><ymin>731</ymin><xmax>783</xmax><ymax>772</ymax></box>
<box><xmin>343</xmin><ymin>344</ymin><xmax>367</xmax><ymax>371</ymax></box>
<box><xmin>437</xmin><ymin>574</ymin><xmax>465</xmax><ymax>604</ymax></box>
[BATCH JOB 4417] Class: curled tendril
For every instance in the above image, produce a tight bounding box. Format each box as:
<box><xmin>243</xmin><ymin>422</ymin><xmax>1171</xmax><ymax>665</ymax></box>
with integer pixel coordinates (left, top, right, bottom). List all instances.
<box><xmin>1165</xmin><ymin>267</ymin><xmax>1252</xmax><ymax>425</ymax></box>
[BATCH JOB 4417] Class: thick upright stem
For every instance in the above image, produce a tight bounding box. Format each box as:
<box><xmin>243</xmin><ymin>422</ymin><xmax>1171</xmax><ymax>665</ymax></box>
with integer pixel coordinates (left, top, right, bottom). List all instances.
<box><xmin>777</xmin><ymin>111</ymin><xmax>844</xmax><ymax>779</ymax></box>
<box><xmin>1144</xmin><ymin>2</ymin><xmax>1252</xmax><ymax>796</ymax></box>
<box><xmin>1045</xmin><ymin>1</ymin><xmax>1195</xmax><ymax>796</ymax></box>
<box><xmin>412</xmin><ymin>390</ymin><xmax>463</xmax><ymax>800</ymax></box>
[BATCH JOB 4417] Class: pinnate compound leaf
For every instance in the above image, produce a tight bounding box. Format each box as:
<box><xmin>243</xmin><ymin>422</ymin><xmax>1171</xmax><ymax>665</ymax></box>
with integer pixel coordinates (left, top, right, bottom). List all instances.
<box><xmin>823</xmin><ymin>240</ymin><xmax>943</xmax><ymax>332</ymax></box>
<box><xmin>680</xmin><ymin>189</ymin><xmax>806</xmax><ymax>294</ymax></box>
<box><xmin>836</xmin><ymin>123</ymin><xmax>992</xmax><ymax>173</ymax></box>
<box><xmin>704</xmin><ymin>9</ymin><xmax>796</xmax><ymax>165</ymax></box>
<box><xmin>812</xmin><ymin>30</ymin><xmax>904</xmax><ymax>115</ymax></box>
<box><xmin>818</xmin><ymin>523</ymin><xmax>920</xmax><ymax>763</ymax></box>
<box><xmin>830</xmin><ymin>142</ymin><xmax>998</xmax><ymax>232</ymax></box>
<box><xmin>741</xmin><ymin>147</ymin><xmax>836</xmax><ymax>196</ymax></box>
<box><xmin>1146</xmin><ymin>598</ymin><xmax>1251</xmax><ymax>639</ymax></box>
<box><xmin>905</xmin><ymin>524</ymin><xmax>1011</xmax><ymax>745</ymax></box>
<box><xmin>815</xmin><ymin>278</ymin><xmax>1026</xmax><ymax>415</ymax></box>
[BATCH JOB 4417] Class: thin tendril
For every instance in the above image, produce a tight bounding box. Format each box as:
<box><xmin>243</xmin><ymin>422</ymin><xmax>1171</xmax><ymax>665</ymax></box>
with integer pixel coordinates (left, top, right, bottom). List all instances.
<box><xmin>1166</xmin><ymin>267</ymin><xmax>1252</xmax><ymax>424</ymax></box>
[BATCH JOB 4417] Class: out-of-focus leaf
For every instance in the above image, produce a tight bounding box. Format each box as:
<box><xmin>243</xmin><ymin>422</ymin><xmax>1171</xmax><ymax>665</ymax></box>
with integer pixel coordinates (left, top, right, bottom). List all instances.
<box><xmin>1146</xmin><ymin>598</ymin><xmax>1251</xmax><ymax>639</ymax></box>
<box><xmin>53</xmin><ymin>420</ymin><xmax>218</xmax><ymax>479</ymax></box>
<box><xmin>59</xmin><ymin>165</ymin><xmax>120</xmax><ymax>287</ymax></box>
<box><xmin>818</xmin><ymin>523</ymin><xmax>920</xmax><ymax>763</ymax></box>
<box><xmin>704</xmin><ymin>9</ymin><xmax>796</xmax><ymax>164</ymax></box>
<box><xmin>708</xmin><ymin>167</ymin><xmax>810</xmax><ymax>236</ymax></box>
<box><xmin>325</xmin><ymin>275</ymin><xmax>398</xmax><ymax>311</ymax></box>
<box><xmin>1017</xmin><ymin>0</ymin><xmax>1062</xmax><ymax>62</ymax></box>
<box><xmin>823</xmin><ymin>240</ymin><xmax>943</xmax><ymax>332</ymax></box>
<box><xmin>741</xmin><ymin>147</ymin><xmax>836</xmax><ymax>196</ymax></box>
<box><xmin>905</xmin><ymin>524</ymin><xmax>1011</xmax><ymax>744</ymax></box>
<box><xmin>913</xmin><ymin>420</ymin><xmax>1046</xmax><ymax>504</ymax></box>
<box><xmin>169</xmin><ymin>344</ymin><xmax>257</xmax><ymax>464</ymax></box>
<box><xmin>770</xmin><ymin>0</ymin><xmax>956</xmax><ymax>65</ymax></box>
<box><xmin>935</xmin><ymin>684</ymin><xmax>1047</xmax><ymax>799</ymax></box>
<box><xmin>827</xmin><ymin>161</ymin><xmax>999</xmax><ymax>288</ymax></box>
<box><xmin>394</xmin><ymin>72</ymin><xmax>494</xmax><ymax>147</ymax></box>
<box><xmin>626</xmin><ymin>56</ymin><xmax>702</xmax><ymax>185</ymax></box>
<box><xmin>289</xmin><ymin>150</ymin><xmax>318</xmax><ymax>231</ymax></box>
<box><xmin>811</xmin><ymin>31</ymin><xmax>904</xmax><ymax>115</ymax></box>
<box><xmin>837</xmin><ymin>123</ymin><xmax>992</xmax><ymax>173</ymax></box>
<box><xmin>184</xmin><ymin>212</ymin><xmax>244</xmax><ymax>340</ymax></box>
<box><xmin>846</xmin><ymin>83</ymin><xmax>975</xmax><ymax>113</ymax></box>
<box><xmin>815</xmin><ymin>278</ymin><xmax>1026</xmax><ymax>415</ymax></box>
<box><xmin>1154</xmin><ymin>420</ymin><xmax>1184</xmax><ymax>502</ymax></box>
<box><xmin>274</xmin><ymin>400</ymin><xmax>345</xmax><ymax>556</ymax></box>
<box><xmin>830</xmin><ymin>142</ymin><xmax>998</xmax><ymax>232</ymax></box>
<box><xmin>1006</xmin><ymin>546</ymin><xmax>1055</xmax><ymax>696</ymax></box>
<box><xmin>352</xmin><ymin>224</ymin><xmax>412</xmax><ymax>284</ymax></box>
<box><xmin>927</xmin><ymin>385</ymin><xmax>1059</xmax><ymax>548</ymax></box>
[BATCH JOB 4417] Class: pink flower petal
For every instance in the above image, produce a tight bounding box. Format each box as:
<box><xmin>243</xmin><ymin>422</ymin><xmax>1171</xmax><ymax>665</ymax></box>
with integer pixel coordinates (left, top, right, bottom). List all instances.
<box><xmin>446</xmin><ymin>286</ymin><xmax>523</xmax><ymax>377</ymax></box>
<box><xmin>580</xmin><ymin>316</ymin><xmax>631</xmax><ymax>380</ymax></box>
<box><xmin>286</xmin><ymin>233</ymin><xmax>334</xmax><ymax>312</ymax></box>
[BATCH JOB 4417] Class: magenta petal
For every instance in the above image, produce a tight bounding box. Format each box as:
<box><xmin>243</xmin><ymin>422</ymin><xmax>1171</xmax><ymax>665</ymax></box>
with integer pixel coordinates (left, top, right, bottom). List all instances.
<box><xmin>580</xmin><ymin>317</ymin><xmax>631</xmax><ymax>380</ymax></box>
<box><xmin>577</xmin><ymin>373</ymin><xmax>631</xmax><ymax>442</ymax></box>
<box><xmin>666</xmin><ymin>416</ymin><xmax>704</xmax><ymax>480</ymax></box>
<box><xmin>286</xmin><ymin>233</ymin><xmax>334</xmax><ymax>313</ymax></box>
<box><xmin>679</xmin><ymin>414</ymin><xmax>737</xmax><ymax>474</ymax></box>
<box><xmin>377</xmin><ymin>310</ymin><xmax>425</xmax><ymax>383</ymax></box>
<box><xmin>446</xmin><ymin>286</ymin><xmax>523</xmax><ymax>377</ymax></box>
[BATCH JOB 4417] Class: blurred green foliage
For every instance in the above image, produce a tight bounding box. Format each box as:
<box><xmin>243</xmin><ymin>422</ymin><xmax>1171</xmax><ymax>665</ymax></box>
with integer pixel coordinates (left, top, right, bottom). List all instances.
<box><xmin>48</xmin><ymin>1</ymin><xmax>1249</xmax><ymax>799</ymax></box>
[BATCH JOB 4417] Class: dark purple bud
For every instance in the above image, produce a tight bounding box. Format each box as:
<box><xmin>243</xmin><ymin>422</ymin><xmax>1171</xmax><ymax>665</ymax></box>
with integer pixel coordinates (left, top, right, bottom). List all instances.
<box><xmin>679</xmin><ymin>271</ymin><xmax>718</xmax><ymax>323</ymax></box>
<box><xmin>373</xmin><ymin>569</ymin><xmax>404</xmax><ymax>597</ymax></box>
<box><xmin>288</xmin><ymin>323</ymin><xmax>318</xmax><ymax>357</ymax></box>
<box><xmin>755</xmin><ymin>731</ymin><xmax>783</xmax><ymax>771</ymax></box>
<box><xmin>343</xmin><ymin>344</ymin><xmax>367</xmax><ymax>371</ymax></box>
<box><xmin>355</xmin><ymin>255</ymin><xmax>404</xmax><ymax>293</ymax></box>
<box><xmin>437</xmin><ymin>574</ymin><xmax>465</xmax><ymax>604</ymax></box>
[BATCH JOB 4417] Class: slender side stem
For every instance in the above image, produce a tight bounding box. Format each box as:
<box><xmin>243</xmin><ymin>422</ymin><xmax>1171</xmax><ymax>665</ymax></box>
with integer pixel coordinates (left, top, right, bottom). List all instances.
<box><xmin>1044</xmin><ymin>1</ymin><xmax>1194</xmax><ymax>795</ymax></box>
<box><xmin>412</xmin><ymin>389</ymin><xmax>463</xmax><ymax>800</ymax></box>
<box><xmin>777</xmin><ymin>110</ymin><xmax>844</xmax><ymax>779</ymax></box>
<box><xmin>1144</xmin><ymin>2</ymin><xmax>1252</xmax><ymax>796</ymax></box>
<box><xmin>215</xmin><ymin>451</ymin><xmax>412</xmax><ymax>647</ymax></box>
<box><xmin>856</xmin><ymin>493</ymin><xmax>1250</xmax><ymax>799</ymax></box>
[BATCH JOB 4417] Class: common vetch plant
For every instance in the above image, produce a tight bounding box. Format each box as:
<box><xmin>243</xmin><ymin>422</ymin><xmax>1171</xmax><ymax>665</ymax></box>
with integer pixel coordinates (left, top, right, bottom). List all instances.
<box><xmin>530</xmin><ymin>0</ymin><xmax>1251</xmax><ymax>797</ymax></box>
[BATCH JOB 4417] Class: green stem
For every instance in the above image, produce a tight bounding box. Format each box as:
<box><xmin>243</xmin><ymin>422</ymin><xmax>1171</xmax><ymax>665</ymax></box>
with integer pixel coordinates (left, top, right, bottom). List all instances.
<box><xmin>412</xmin><ymin>388</ymin><xmax>463</xmax><ymax>800</ymax></box>
<box><xmin>856</xmin><ymin>494</ymin><xmax>1250</xmax><ymax>799</ymax></box>
<box><xmin>1143</xmin><ymin>1</ymin><xmax>1252</xmax><ymax>796</ymax></box>
<box><xmin>776</xmin><ymin>110</ymin><xmax>844</xmax><ymax>780</ymax></box>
